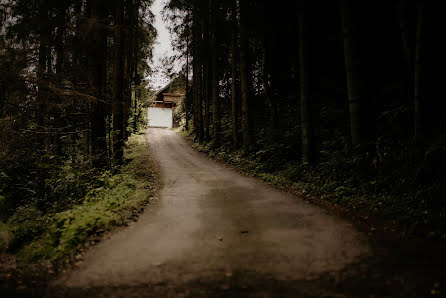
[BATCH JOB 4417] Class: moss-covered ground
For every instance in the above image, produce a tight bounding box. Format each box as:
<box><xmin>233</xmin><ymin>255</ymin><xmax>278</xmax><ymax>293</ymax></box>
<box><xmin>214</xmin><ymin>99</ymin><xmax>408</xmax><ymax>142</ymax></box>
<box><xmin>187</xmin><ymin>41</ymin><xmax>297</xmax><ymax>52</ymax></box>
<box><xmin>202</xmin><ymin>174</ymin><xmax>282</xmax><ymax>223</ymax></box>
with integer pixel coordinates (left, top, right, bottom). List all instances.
<box><xmin>1</xmin><ymin>133</ymin><xmax>157</xmax><ymax>263</ymax></box>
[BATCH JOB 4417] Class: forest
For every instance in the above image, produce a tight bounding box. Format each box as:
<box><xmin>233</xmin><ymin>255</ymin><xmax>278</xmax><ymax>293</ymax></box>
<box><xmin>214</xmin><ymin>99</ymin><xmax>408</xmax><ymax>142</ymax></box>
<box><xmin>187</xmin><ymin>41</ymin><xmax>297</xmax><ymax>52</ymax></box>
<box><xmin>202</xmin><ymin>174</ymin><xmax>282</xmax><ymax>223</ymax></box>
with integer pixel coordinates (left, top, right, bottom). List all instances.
<box><xmin>0</xmin><ymin>0</ymin><xmax>157</xmax><ymax>260</ymax></box>
<box><xmin>0</xmin><ymin>0</ymin><xmax>445</xmax><ymax>296</ymax></box>
<box><xmin>165</xmin><ymin>0</ymin><xmax>445</xmax><ymax>237</ymax></box>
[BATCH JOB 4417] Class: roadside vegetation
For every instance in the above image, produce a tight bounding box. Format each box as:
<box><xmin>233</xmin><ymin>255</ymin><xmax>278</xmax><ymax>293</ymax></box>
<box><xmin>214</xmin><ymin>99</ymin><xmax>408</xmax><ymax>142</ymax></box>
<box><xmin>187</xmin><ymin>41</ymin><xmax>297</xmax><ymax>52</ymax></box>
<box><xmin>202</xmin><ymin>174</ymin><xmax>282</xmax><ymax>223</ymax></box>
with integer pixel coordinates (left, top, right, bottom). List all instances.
<box><xmin>1</xmin><ymin>134</ymin><xmax>157</xmax><ymax>263</ymax></box>
<box><xmin>0</xmin><ymin>0</ymin><xmax>157</xmax><ymax>264</ymax></box>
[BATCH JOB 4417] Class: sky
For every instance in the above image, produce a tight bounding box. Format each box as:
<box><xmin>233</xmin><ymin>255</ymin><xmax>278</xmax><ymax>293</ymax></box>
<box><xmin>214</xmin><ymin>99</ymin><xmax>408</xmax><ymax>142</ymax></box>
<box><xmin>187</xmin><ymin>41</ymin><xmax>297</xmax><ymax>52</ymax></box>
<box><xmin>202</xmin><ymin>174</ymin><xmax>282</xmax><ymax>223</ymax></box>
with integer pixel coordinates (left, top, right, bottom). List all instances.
<box><xmin>150</xmin><ymin>0</ymin><xmax>179</xmax><ymax>90</ymax></box>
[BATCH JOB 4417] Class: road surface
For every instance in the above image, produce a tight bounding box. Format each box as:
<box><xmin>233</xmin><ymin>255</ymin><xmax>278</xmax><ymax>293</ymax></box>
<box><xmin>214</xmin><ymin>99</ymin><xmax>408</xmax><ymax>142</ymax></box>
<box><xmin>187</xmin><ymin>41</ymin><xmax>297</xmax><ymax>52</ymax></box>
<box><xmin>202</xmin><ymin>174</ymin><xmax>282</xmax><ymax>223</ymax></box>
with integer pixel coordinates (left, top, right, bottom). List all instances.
<box><xmin>55</xmin><ymin>128</ymin><xmax>370</xmax><ymax>297</ymax></box>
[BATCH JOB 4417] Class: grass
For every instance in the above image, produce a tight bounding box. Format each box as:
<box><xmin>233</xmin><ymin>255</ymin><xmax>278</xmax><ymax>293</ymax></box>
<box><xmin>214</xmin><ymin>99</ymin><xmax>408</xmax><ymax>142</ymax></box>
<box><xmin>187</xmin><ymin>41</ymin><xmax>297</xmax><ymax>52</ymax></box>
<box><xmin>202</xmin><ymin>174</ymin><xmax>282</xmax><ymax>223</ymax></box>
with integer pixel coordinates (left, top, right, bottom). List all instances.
<box><xmin>4</xmin><ymin>133</ymin><xmax>157</xmax><ymax>263</ymax></box>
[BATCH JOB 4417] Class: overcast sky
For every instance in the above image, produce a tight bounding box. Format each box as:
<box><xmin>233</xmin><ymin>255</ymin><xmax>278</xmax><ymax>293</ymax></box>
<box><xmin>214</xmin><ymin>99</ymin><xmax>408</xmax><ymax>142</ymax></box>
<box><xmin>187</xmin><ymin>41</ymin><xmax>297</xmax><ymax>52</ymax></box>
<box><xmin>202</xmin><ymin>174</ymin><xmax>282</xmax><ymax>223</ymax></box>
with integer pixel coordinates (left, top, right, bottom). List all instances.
<box><xmin>150</xmin><ymin>0</ymin><xmax>177</xmax><ymax>90</ymax></box>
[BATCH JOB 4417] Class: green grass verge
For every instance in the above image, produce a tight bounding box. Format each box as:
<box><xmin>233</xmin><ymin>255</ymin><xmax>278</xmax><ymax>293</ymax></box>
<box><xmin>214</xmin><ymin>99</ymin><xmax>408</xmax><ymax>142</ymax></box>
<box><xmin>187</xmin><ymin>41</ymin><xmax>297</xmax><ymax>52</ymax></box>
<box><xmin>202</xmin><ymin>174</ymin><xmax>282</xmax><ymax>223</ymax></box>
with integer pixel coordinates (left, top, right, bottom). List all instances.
<box><xmin>4</xmin><ymin>133</ymin><xmax>157</xmax><ymax>263</ymax></box>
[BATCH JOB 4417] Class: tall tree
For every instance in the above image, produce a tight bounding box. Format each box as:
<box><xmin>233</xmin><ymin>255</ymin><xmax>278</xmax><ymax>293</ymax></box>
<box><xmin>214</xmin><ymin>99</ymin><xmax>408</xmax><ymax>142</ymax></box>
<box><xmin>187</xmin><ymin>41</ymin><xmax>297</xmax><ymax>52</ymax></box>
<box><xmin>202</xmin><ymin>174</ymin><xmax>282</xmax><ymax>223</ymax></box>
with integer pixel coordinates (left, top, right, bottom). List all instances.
<box><xmin>341</xmin><ymin>0</ymin><xmax>364</xmax><ymax>148</ymax></box>
<box><xmin>211</xmin><ymin>0</ymin><xmax>221</xmax><ymax>145</ymax></box>
<box><xmin>87</xmin><ymin>0</ymin><xmax>108</xmax><ymax>166</ymax></box>
<box><xmin>239</xmin><ymin>0</ymin><xmax>254</xmax><ymax>152</ymax></box>
<box><xmin>414</xmin><ymin>2</ymin><xmax>423</xmax><ymax>145</ymax></box>
<box><xmin>112</xmin><ymin>0</ymin><xmax>125</xmax><ymax>164</ymax></box>
<box><xmin>299</xmin><ymin>1</ymin><xmax>318</xmax><ymax>163</ymax></box>
<box><xmin>202</xmin><ymin>0</ymin><xmax>211</xmax><ymax>140</ymax></box>
<box><xmin>192</xmin><ymin>0</ymin><xmax>204</xmax><ymax>142</ymax></box>
<box><xmin>122</xmin><ymin>11</ymin><xmax>130</xmax><ymax>141</ymax></box>
<box><xmin>37</xmin><ymin>0</ymin><xmax>49</xmax><ymax>136</ymax></box>
<box><xmin>185</xmin><ymin>32</ymin><xmax>190</xmax><ymax>131</ymax></box>
<box><xmin>230</xmin><ymin>0</ymin><xmax>238</xmax><ymax>149</ymax></box>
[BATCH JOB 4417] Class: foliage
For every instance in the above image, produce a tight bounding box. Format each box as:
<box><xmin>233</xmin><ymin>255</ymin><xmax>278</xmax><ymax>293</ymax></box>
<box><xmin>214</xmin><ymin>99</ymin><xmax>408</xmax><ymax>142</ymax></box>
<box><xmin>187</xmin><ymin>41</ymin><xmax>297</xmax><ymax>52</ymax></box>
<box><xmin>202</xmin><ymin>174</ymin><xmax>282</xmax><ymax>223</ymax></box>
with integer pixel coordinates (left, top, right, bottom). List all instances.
<box><xmin>3</xmin><ymin>134</ymin><xmax>157</xmax><ymax>263</ymax></box>
<box><xmin>167</xmin><ymin>0</ymin><xmax>445</xmax><ymax>238</ymax></box>
<box><xmin>0</xmin><ymin>0</ymin><xmax>157</xmax><ymax>261</ymax></box>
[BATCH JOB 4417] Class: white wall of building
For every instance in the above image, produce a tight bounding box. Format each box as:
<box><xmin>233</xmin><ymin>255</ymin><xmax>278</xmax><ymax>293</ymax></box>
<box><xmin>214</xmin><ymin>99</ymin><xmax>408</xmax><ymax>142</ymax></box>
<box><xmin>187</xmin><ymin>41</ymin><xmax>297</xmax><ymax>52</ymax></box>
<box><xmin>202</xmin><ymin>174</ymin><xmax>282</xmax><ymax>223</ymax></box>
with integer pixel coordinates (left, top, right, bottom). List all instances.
<box><xmin>147</xmin><ymin>107</ymin><xmax>173</xmax><ymax>128</ymax></box>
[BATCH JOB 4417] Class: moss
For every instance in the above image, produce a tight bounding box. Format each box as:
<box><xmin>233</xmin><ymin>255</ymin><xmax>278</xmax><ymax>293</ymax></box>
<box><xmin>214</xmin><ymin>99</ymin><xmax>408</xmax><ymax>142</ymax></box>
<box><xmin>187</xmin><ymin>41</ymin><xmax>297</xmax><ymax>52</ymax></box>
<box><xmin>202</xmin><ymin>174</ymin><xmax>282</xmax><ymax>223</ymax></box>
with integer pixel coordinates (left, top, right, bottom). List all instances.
<box><xmin>10</xmin><ymin>133</ymin><xmax>157</xmax><ymax>263</ymax></box>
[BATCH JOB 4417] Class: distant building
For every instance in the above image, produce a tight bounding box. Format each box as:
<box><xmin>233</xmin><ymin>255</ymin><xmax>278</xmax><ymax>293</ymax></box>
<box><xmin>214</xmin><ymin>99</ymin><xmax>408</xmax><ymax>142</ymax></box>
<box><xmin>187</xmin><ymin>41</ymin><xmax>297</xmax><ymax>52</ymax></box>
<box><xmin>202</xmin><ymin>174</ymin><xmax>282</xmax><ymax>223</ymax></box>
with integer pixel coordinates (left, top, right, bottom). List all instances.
<box><xmin>147</xmin><ymin>82</ymin><xmax>185</xmax><ymax>128</ymax></box>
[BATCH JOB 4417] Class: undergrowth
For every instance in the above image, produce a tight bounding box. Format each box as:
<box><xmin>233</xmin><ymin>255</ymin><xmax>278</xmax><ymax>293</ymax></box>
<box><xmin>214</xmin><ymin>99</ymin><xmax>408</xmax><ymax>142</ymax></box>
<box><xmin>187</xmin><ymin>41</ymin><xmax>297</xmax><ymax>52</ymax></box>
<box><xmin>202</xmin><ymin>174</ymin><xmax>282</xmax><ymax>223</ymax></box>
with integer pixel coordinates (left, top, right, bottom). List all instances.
<box><xmin>2</xmin><ymin>133</ymin><xmax>157</xmax><ymax>263</ymax></box>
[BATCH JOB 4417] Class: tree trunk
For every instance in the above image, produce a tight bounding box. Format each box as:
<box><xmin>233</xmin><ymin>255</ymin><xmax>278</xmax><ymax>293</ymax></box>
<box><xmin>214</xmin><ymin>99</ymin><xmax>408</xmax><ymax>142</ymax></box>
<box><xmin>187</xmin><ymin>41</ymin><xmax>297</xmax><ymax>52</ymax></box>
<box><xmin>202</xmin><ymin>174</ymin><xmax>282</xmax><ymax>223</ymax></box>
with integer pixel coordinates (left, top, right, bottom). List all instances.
<box><xmin>133</xmin><ymin>19</ymin><xmax>139</xmax><ymax>133</ymax></box>
<box><xmin>239</xmin><ymin>0</ymin><xmax>254</xmax><ymax>152</ymax></box>
<box><xmin>36</xmin><ymin>0</ymin><xmax>50</xmax><ymax>203</ymax></box>
<box><xmin>185</xmin><ymin>33</ymin><xmax>190</xmax><ymax>131</ymax></box>
<box><xmin>124</xmin><ymin>0</ymin><xmax>137</xmax><ymax>140</ymax></box>
<box><xmin>52</xmin><ymin>3</ymin><xmax>69</xmax><ymax>159</ymax></box>
<box><xmin>201</xmin><ymin>0</ymin><xmax>210</xmax><ymax>141</ymax></box>
<box><xmin>37</xmin><ymin>0</ymin><xmax>49</xmax><ymax>133</ymax></box>
<box><xmin>341</xmin><ymin>0</ymin><xmax>363</xmax><ymax>148</ymax></box>
<box><xmin>414</xmin><ymin>3</ymin><xmax>423</xmax><ymax>144</ymax></box>
<box><xmin>192</xmin><ymin>1</ymin><xmax>204</xmax><ymax>142</ymax></box>
<box><xmin>398</xmin><ymin>0</ymin><xmax>412</xmax><ymax>75</ymax></box>
<box><xmin>299</xmin><ymin>3</ymin><xmax>313</xmax><ymax>163</ymax></box>
<box><xmin>211</xmin><ymin>1</ymin><xmax>221</xmax><ymax>146</ymax></box>
<box><xmin>87</xmin><ymin>0</ymin><xmax>108</xmax><ymax>166</ymax></box>
<box><xmin>72</xmin><ymin>1</ymin><xmax>84</xmax><ymax>92</ymax></box>
<box><xmin>55</xmin><ymin>9</ymin><xmax>66</xmax><ymax>75</ymax></box>
<box><xmin>123</xmin><ymin>25</ymin><xmax>130</xmax><ymax>141</ymax></box>
<box><xmin>112</xmin><ymin>0</ymin><xmax>124</xmax><ymax>164</ymax></box>
<box><xmin>230</xmin><ymin>0</ymin><xmax>238</xmax><ymax>149</ymax></box>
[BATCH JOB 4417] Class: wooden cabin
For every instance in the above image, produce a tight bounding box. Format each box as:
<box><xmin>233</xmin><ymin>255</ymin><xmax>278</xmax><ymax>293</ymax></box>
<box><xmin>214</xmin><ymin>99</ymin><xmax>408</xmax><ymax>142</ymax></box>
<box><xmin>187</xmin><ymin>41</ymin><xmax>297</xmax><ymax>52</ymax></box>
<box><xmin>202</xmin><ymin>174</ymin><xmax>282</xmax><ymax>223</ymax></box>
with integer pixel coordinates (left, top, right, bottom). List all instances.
<box><xmin>147</xmin><ymin>82</ymin><xmax>185</xmax><ymax>128</ymax></box>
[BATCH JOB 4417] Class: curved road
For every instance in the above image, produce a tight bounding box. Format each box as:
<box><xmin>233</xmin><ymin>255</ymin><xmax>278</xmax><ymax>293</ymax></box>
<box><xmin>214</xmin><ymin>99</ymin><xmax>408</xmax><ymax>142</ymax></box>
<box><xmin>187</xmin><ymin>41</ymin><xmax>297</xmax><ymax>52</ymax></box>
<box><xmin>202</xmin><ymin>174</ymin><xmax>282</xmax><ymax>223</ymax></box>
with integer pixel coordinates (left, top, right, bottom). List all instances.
<box><xmin>56</xmin><ymin>128</ymin><xmax>370</xmax><ymax>296</ymax></box>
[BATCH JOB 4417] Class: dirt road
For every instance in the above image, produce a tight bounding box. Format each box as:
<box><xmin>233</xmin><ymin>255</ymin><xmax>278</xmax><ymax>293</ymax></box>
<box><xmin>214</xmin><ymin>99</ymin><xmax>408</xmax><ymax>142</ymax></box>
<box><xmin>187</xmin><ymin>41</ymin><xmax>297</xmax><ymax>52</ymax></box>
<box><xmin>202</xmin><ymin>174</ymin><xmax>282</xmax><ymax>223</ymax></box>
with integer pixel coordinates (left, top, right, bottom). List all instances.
<box><xmin>55</xmin><ymin>128</ymin><xmax>370</xmax><ymax>297</ymax></box>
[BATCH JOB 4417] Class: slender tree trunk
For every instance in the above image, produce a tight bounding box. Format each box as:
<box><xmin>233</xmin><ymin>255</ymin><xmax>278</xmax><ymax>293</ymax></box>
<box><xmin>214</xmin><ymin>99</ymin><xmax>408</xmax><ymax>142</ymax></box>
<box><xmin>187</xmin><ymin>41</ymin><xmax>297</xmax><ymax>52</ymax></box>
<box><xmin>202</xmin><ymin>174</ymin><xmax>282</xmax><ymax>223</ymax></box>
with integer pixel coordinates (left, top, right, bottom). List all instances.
<box><xmin>299</xmin><ymin>3</ymin><xmax>312</xmax><ymax>163</ymax></box>
<box><xmin>112</xmin><ymin>0</ymin><xmax>124</xmax><ymax>164</ymax></box>
<box><xmin>298</xmin><ymin>2</ymin><xmax>319</xmax><ymax>163</ymax></box>
<box><xmin>192</xmin><ymin>4</ymin><xmax>198</xmax><ymax>138</ymax></box>
<box><xmin>37</xmin><ymin>0</ymin><xmax>49</xmax><ymax>133</ymax></box>
<box><xmin>211</xmin><ymin>1</ymin><xmax>221</xmax><ymax>145</ymax></box>
<box><xmin>414</xmin><ymin>3</ymin><xmax>423</xmax><ymax>144</ymax></box>
<box><xmin>239</xmin><ymin>0</ymin><xmax>254</xmax><ymax>152</ymax></box>
<box><xmin>398</xmin><ymin>0</ymin><xmax>412</xmax><ymax>75</ymax></box>
<box><xmin>341</xmin><ymin>0</ymin><xmax>363</xmax><ymax>147</ymax></box>
<box><xmin>55</xmin><ymin>13</ymin><xmax>66</xmax><ymax>75</ymax></box>
<box><xmin>396</xmin><ymin>0</ymin><xmax>416</xmax><ymax>122</ymax></box>
<box><xmin>204</xmin><ymin>66</ymin><xmax>211</xmax><ymax>140</ymax></box>
<box><xmin>133</xmin><ymin>21</ymin><xmax>139</xmax><ymax>133</ymax></box>
<box><xmin>192</xmin><ymin>1</ymin><xmax>204</xmax><ymax>142</ymax></box>
<box><xmin>37</xmin><ymin>0</ymin><xmax>50</xmax><ymax>202</ymax></box>
<box><xmin>262</xmin><ymin>45</ymin><xmax>279</xmax><ymax>129</ymax></box>
<box><xmin>52</xmin><ymin>3</ymin><xmax>69</xmax><ymax>159</ymax></box>
<box><xmin>230</xmin><ymin>0</ymin><xmax>238</xmax><ymax>149</ymax></box>
<box><xmin>88</xmin><ymin>0</ymin><xmax>108</xmax><ymax>166</ymax></box>
<box><xmin>124</xmin><ymin>0</ymin><xmax>137</xmax><ymax>139</ymax></box>
<box><xmin>202</xmin><ymin>1</ymin><xmax>211</xmax><ymax>141</ymax></box>
<box><xmin>185</xmin><ymin>33</ymin><xmax>190</xmax><ymax>131</ymax></box>
<box><xmin>72</xmin><ymin>1</ymin><xmax>81</xmax><ymax>83</ymax></box>
<box><xmin>71</xmin><ymin>1</ymin><xmax>88</xmax><ymax>152</ymax></box>
<box><xmin>123</xmin><ymin>25</ymin><xmax>130</xmax><ymax>141</ymax></box>
<box><xmin>72</xmin><ymin>1</ymin><xmax>85</xmax><ymax>90</ymax></box>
